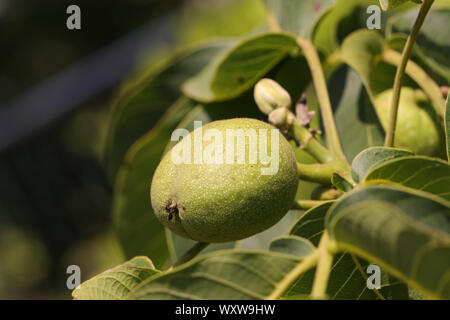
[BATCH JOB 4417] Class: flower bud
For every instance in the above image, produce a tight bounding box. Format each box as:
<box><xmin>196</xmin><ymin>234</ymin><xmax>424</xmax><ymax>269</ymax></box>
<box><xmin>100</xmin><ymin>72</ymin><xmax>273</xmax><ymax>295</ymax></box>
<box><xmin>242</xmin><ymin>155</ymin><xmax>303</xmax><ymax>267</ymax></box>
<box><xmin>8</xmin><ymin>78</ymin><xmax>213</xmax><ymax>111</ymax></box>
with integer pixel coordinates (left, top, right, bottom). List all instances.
<box><xmin>268</xmin><ymin>107</ymin><xmax>292</xmax><ymax>129</ymax></box>
<box><xmin>254</xmin><ymin>78</ymin><xmax>292</xmax><ymax>115</ymax></box>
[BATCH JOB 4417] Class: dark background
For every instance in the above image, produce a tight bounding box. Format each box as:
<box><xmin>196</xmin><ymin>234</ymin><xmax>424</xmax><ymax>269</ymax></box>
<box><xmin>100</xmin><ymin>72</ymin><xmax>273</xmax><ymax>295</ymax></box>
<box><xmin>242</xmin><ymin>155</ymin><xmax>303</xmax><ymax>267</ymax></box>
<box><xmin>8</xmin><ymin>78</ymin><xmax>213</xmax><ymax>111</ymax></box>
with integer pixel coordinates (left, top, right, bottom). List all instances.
<box><xmin>0</xmin><ymin>0</ymin><xmax>265</xmax><ymax>299</ymax></box>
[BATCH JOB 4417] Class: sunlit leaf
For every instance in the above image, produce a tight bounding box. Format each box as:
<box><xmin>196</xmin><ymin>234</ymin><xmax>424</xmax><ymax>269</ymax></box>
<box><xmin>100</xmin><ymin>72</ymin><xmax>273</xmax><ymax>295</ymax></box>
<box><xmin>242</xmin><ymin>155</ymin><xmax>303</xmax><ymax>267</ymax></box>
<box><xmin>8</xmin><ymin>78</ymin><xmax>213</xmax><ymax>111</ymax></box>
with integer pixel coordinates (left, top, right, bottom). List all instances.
<box><xmin>351</xmin><ymin>146</ymin><xmax>413</xmax><ymax>182</ymax></box>
<box><xmin>127</xmin><ymin>250</ymin><xmax>303</xmax><ymax>299</ymax></box>
<box><xmin>364</xmin><ymin>156</ymin><xmax>450</xmax><ymax>201</ymax></box>
<box><xmin>183</xmin><ymin>33</ymin><xmax>299</xmax><ymax>103</ymax></box>
<box><xmin>72</xmin><ymin>256</ymin><xmax>158</xmax><ymax>300</ymax></box>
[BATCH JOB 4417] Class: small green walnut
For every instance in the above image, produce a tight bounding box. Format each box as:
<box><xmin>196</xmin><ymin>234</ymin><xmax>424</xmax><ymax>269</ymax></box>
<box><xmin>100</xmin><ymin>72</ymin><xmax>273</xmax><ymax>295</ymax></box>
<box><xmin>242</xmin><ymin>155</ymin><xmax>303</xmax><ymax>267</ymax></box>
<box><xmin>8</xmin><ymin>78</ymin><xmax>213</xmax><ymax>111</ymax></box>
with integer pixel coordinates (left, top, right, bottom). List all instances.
<box><xmin>374</xmin><ymin>87</ymin><xmax>444</xmax><ymax>157</ymax></box>
<box><xmin>151</xmin><ymin>118</ymin><xmax>299</xmax><ymax>243</ymax></box>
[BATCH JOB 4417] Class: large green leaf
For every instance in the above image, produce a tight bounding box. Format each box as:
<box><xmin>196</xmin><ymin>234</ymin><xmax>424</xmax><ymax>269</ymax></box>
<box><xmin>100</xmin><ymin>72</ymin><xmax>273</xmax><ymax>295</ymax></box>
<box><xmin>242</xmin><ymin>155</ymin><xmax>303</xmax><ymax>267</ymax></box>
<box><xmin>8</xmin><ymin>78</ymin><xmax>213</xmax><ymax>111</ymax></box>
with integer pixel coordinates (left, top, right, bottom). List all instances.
<box><xmin>72</xmin><ymin>256</ymin><xmax>159</xmax><ymax>300</ymax></box>
<box><xmin>263</xmin><ymin>0</ymin><xmax>335</xmax><ymax>38</ymax></box>
<box><xmin>104</xmin><ymin>42</ymin><xmax>231</xmax><ymax>178</ymax></box>
<box><xmin>326</xmin><ymin>184</ymin><xmax>450</xmax><ymax>299</ymax></box>
<box><xmin>183</xmin><ymin>33</ymin><xmax>299</xmax><ymax>103</ymax></box>
<box><xmin>113</xmin><ymin>97</ymin><xmax>197</xmax><ymax>268</ymax></box>
<box><xmin>446</xmin><ymin>94</ymin><xmax>450</xmax><ymax>161</ymax></box>
<box><xmin>364</xmin><ymin>156</ymin><xmax>450</xmax><ymax>201</ymax></box>
<box><xmin>351</xmin><ymin>146</ymin><xmax>413</xmax><ymax>182</ymax></box>
<box><xmin>127</xmin><ymin>250</ymin><xmax>303</xmax><ymax>300</ymax></box>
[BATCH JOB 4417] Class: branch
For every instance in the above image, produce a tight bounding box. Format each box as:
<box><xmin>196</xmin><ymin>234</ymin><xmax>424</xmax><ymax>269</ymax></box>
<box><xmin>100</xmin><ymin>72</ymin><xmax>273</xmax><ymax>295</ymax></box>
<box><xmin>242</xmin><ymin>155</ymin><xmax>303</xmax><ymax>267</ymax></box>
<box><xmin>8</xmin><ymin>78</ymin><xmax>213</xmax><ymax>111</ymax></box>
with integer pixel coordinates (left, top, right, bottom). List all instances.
<box><xmin>383</xmin><ymin>48</ymin><xmax>444</xmax><ymax>118</ymax></box>
<box><xmin>292</xmin><ymin>200</ymin><xmax>329</xmax><ymax>210</ymax></box>
<box><xmin>266</xmin><ymin>252</ymin><xmax>318</xmax><ymax>300</ymax></box>
<box><xmin>384</xmin><ymin>0</ymin><xmax>435</xmax><ymax>147</ymax></box>
<box><xmin>172</xmin><ymin>242</ymin><xmax>209</xmax><ymax>268</ymax></box>
<box><xmin>296</xmin><ymin>38</ymin><xmax>346</xmax><ymax>162</ymax></box>
<box><xmin>310</xmin><ymin>231</ymin><xmax>335</xmax><ymax>299</ymax></box>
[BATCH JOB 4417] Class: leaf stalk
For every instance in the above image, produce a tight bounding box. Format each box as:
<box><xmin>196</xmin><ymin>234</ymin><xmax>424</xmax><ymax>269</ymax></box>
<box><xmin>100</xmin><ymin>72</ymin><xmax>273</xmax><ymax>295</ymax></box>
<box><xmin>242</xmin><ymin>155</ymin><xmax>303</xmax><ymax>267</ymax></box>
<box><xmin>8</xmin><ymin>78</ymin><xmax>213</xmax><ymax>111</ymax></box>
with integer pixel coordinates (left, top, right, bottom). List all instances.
<box><xmin>384</xmin><ymin>0</ymin><xmax>435</xmax><ymax>147</ymax></box>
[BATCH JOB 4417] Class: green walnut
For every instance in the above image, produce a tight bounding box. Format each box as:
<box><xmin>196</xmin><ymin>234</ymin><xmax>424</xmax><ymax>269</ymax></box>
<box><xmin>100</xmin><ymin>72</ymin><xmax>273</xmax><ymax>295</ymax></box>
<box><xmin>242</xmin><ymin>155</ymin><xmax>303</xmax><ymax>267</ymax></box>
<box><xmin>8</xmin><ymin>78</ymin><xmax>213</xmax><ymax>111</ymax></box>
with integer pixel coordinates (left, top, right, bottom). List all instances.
<box><xmin>374</xmin><ymin>87</ymin><xmax>444</xmax><ymax>157</ymax></box>
<box><xmin>151</xmin><ymin>118</ymin><xmax>299</xmax><ymax>243</ymax></box>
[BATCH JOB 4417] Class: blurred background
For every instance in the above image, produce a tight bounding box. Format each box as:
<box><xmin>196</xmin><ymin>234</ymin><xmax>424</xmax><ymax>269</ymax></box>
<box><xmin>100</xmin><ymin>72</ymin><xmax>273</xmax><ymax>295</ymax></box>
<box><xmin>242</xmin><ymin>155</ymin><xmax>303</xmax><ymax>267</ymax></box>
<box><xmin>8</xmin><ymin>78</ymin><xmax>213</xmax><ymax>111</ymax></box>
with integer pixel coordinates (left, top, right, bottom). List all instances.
<box><xmin>0</xmin><ymin>0</ymin><xmax>266</xmax><ymax>299</ymax></box>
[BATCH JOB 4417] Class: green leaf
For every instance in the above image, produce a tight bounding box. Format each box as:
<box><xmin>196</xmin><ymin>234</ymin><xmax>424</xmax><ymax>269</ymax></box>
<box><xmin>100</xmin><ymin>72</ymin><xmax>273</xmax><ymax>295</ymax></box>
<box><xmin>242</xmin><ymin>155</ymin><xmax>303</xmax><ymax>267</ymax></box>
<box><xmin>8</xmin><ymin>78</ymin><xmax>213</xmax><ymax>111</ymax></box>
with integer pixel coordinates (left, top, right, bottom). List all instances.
<box><xmin>351</xmin><ymin>146</ymin><xmax>413</xmax><ymax>182</ymax></box>
<box><xmin>326</xmin><ymin>184</ymin><xmax>450</xmax><ymax>299</ymax></box>
<box><xmin>290</xmin><ymin>201</ymin><xmax>333</xmax><ymax>246</ymax></box>
<box><xmin>340</xmin><ymin>30</ymin><xmax>386</xmax><ymax>99</ymax></box>
<box><xmin>312</xmin><ymin>0</ymin><xmax>377</xmax><ymax>56</ymax></box>
<box><xmin>364</xmin><ymin>156</ymin><xmax>450</xmax><ymax>201</ymax></box>
<box><xmin>446</xmin><ymin>94</ymin><xmax>450</xmax><ymax>161</ymax></box>
<box><xmin>263</xmin><ymin>0</ymin><xmax>335</xmax><ymax>38</ymax></box>
<box><xmin>379</xmin><ymin>0</ymin><xmax>421</xmax><ymax>11</ymax></box>
<box><xmin>127</xmin><ymin>250</ymin><xmax>302</xmax><ymax>299</ymax></box>
<box><xmin>330</xmin><ymin>66</ymin><xmax>384</xmax><ymax>162</ymax></box>
<box><xmin>332</xmin><ymin>173</ymin><xmax>354</xmax><ymax>192</ymax></box>
<box><xmin>113</xmin><ymin>97</ymin><xmax>197</xmax><ymax>268</ymax></box>
<box><xmin>104</xmin><ymin>42</ymin><xmax>230</xmax><ymax>178</ymax></box>
<box><xmin>386</xmin><ymin>7</ymin><xmax>450</xmax><ymax>83</ymax></box>
<box><xmin>183</xmin><ymin>33</ymin><xmax>299</xmax><ymax>103</ymax></box>
<box><xmin>269</xmin><ymin>235</ymin><xmax>316</xmax><ymax>257</ymax></box>
<box><xmin>72</xmin><ymin>256</ymin><xmax>159</xmax><ymax>300</ymax></box>
<box><xmin>182</xmin><ymin>40</ymin><xmax>237</xmax><ymax>103</ymax></box>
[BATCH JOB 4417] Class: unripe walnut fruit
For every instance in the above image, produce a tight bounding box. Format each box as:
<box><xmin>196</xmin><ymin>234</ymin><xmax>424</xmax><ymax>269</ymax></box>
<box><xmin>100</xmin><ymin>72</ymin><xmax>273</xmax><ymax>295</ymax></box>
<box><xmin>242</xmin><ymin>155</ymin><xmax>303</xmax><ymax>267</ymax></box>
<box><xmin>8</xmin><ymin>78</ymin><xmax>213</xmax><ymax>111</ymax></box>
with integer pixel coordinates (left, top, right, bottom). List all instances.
<box><xmin>150</xmin><ymin>118</ymin><xmax>299</xmax><ymax>243</ymax></box>
<box><xmin>374</xmin><ymin>87</ymin><xmax>444</xmax><ymax>157</ymax></box>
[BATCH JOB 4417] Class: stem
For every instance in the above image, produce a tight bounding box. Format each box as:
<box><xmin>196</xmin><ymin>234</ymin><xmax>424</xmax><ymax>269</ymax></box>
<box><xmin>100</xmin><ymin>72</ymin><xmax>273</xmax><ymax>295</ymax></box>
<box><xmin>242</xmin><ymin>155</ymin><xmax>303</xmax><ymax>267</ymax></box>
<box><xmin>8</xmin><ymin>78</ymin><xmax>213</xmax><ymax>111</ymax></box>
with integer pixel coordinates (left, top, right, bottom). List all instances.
<box><xmin>292</xmin><ymin>200</ymin><xmax>328</xmax><ymax>210</ymax></box>
<box><xmin>383</xmin><ymin>48</ymin><xmax>444</xmax><ymax>118</ymax></box>
<box><xmin>310</xmin><ymin>232</ymin><xmax>335</xmax><ymax>299</ymax></box>
<box><xmin>289</xmin><ymin>117</ymin><xmax>334</xmax><ymax>163</ymax></box>
<box><xmin>297</xmin><ymin>162</ymin><xmax>337</xmax><ymax>185</ymax></box>
<box><xmin>266</xmin><ymin>252</ymin><xmax>318</xmax><ymax>300</ymax></box>
<box><xmin>297</xmin><ymin>38</ymin><xmax>346</xmax><ymax>162</ymax></box>
<box><xmin>172</xmin><ymin>242</ymin><xmax>209</xmax><ymax>268</ymax></box>
<box><xmin>384</xmin><ymin>0</ymin><xmax>435</xmax><ymax>147</ymax></box>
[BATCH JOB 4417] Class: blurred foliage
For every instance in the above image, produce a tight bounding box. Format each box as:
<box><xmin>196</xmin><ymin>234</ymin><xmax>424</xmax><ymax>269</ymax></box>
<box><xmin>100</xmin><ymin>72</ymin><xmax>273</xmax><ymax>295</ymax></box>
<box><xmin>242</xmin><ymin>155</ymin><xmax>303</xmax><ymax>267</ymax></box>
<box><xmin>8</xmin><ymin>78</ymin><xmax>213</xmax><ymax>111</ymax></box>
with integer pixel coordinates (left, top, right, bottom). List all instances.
<box><xmin>0</xmin><ymin>0</ymin><xmax>270</xmax><ymax>299</ymax></box>
<box><xmin>175</xmin><ymin>0</ymin><xmax>266</xmax><ymax>44</ymax></box>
